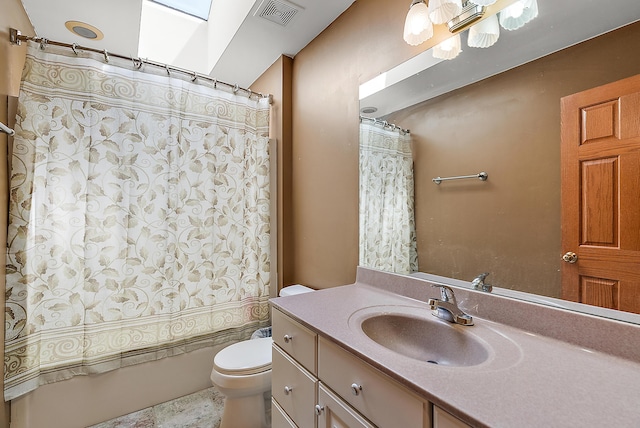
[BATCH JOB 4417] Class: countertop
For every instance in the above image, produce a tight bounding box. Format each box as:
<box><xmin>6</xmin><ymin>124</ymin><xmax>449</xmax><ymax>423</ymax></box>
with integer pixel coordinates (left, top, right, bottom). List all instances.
<box><xmin>270</xmin><ymin>268</ymin><xmax>640</xmax><ymax>427</ymax></box>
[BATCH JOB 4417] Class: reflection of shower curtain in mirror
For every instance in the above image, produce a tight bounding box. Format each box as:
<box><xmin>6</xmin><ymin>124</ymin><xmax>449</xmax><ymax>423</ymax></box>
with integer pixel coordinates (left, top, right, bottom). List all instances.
<box><xmin>359</xmin><ymin>122</ymin><xmax>417</xmax><ymax>274</ymax></box>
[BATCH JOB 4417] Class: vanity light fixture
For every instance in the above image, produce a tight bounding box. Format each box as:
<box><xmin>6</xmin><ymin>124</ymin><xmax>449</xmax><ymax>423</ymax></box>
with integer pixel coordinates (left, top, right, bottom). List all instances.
<box><xmin>403</xmin><ymin>0</ymin><xmax>539</xmax><ymax>60</ymax></box>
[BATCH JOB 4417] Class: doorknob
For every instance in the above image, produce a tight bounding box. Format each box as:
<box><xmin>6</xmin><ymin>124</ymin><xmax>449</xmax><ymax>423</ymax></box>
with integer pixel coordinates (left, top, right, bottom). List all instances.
<box><xmin>562</xmin><ymin>252</ymin><xmax>578</xmax><ymax>263</ymax></box>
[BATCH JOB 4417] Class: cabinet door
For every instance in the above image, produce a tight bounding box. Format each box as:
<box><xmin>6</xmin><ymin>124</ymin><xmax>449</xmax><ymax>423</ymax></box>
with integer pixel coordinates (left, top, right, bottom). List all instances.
<box><xmin>272</xmin><ymin>398</ymin><xmax>297</xmax><ymax>428</ymax></box>
<box><xmin>317</xmin><ymin>383</ymin><xmax>376</xmax><ymax>428</ymax></box>
<box><xmin>272</xmin><ymin>344</ymin><xmax>317</xmax><ymax>428</ymax></box>
<box><xmin>433</xmin><ymin>406</ymin><xmax>472</xmax><ymax>428</ymax></box>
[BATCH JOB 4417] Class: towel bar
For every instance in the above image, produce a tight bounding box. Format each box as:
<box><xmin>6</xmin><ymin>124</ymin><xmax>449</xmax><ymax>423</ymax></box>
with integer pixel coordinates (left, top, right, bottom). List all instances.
<box><xmin>433</xmin><ymin>172</ymin><xmax>488</xmax><ymax>185</ymax></box>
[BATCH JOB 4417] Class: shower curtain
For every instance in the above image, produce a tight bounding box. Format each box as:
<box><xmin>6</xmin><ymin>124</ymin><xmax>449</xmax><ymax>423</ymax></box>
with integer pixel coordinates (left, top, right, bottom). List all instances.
<box><xmin>359</xmin><ymin>121</ymin><xmax>418</xmax><ymax>274</ymax></box>
<box><xmin>4</xmin><ymin>43</ymin><xmax>271</xmax><ymax>400</ymax></box>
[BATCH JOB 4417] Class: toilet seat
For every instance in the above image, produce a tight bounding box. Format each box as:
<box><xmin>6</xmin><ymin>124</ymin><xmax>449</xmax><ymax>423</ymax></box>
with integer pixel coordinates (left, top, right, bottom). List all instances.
<box><xmin>213</xmin><ymin>336</ymin><xmax>273</xmax><ymax>376</ymax></box>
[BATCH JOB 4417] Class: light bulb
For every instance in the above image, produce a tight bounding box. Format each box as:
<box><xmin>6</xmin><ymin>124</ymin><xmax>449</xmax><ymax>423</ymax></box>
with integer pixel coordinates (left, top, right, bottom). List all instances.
<box><xmin>505</xmin><ymin>1</ymin><xmax>525</xmax><ymax>18</ymax></box>
<box><xmin>428</xmin><ymin>0</ymin><xmax>462</xmax><ymax>25</ymax></box>
<box><xmin>469</xmin><ymin>0</ymin><xmax>498</xmax><ymax>5</ymax></box>
<box><xmin>433</xmin><ymin>33</ymin><xmax>462</xmax><ymax>60</ymax></box>
<box><xmin>468</xmin><ymin>14</ymin><xmax>500</xmax><ymax>48</ymax></box>
<box><xmin>404</xmin><ymin>1</ymin><xmax>434</xmax><ymax>46</ymax></box>
<box><xmin>499</xmin><ymin>0</ymin><xmax>538</xmax><ymax>31</ymax></box>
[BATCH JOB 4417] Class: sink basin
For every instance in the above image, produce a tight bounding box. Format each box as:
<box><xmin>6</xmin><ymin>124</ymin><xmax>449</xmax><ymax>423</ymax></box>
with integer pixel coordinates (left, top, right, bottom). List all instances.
<box><xmin>359</xmin><ymin>313</ymin><xmax>490</xmax><ymax>367</ymax></box>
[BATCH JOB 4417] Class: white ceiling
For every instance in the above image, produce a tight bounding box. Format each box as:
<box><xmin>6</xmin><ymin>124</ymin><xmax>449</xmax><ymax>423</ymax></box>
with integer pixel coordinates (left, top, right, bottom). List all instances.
<box><xmin>19</xmin><ymin>0</ymin><xmax>355</xmax><ymax>88</ymax></box>
<box><xmin>361</xmin><ymin>0</ymin><xmax>640</xmax><ymax>118</ymax></box>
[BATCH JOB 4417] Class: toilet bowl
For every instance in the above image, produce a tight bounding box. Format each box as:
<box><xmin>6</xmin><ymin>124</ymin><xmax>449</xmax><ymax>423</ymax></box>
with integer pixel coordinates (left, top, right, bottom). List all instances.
<box><xmin>210</xmin><ymin>284</ymin><xmax>313</xmax><ymax>428</ymax></box>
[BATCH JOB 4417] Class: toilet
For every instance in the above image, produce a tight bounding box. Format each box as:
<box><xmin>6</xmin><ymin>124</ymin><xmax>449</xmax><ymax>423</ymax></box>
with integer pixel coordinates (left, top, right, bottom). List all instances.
<box><xmin>210</xmin><ymin>284</ymin><xmax>313</xmax><ymax>428</ymax></box>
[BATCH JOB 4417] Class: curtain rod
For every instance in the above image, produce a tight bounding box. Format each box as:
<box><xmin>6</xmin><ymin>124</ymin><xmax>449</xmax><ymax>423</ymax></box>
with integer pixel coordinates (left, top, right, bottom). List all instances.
<box><xmin>0</xmin><ymin>121</ymin><xmax>15</xmax><ymax>136</ymax></box>
<box><xmin>9</xmin><ymin>28</ymin><xmax>272</xmax><ymax>104</ymax></box>
<box><xmin>359</xmin><ymin>115</ymin><xmax>409</xmax><ymax>135</ymax></box>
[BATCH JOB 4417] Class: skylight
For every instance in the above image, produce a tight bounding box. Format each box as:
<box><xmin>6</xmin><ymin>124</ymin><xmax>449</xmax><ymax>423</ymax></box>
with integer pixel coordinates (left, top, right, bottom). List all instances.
<box><xmin>151</xmin><ymin>0</ymin><xmax>213</xmax><ymax>20</ymax></box>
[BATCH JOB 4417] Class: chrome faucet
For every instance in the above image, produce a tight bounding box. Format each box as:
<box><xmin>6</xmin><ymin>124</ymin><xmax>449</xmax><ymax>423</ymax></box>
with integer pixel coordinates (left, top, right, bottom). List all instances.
<box><xmin>471</xmin><ymin>272</ymin><xmax>492</xmax><ymax>293</ymax></box>
<box><xmin>427</xmin><ymin>284</ymin><xmax>474</xmax><ymax>326</ymax></box>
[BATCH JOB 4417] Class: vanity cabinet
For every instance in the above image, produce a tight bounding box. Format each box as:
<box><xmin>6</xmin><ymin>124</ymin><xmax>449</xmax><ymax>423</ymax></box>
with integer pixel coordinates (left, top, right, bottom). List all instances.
<box><xmin>273</xmin><ymin>308</ymin><xmax>471</xmax><ymax>428</ymax></box>
<box><xmin>432</xmin><ymin>406</ymin><xmax>472</xmax><ymax>428</ymax></box>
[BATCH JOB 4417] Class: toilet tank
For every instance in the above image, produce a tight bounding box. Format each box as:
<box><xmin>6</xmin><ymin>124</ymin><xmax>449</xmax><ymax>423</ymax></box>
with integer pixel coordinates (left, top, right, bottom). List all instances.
<box><xmin>279</xmin><ymin>284</ymin><xmax>314</xmax><ymax>297</ymax></box>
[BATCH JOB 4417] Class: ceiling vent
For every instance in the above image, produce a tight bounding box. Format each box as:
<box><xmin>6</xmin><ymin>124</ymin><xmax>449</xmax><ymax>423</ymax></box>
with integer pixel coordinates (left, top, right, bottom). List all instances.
<box><xmin>255</xmin><ymin>0</ymin><xmax>303</xmax><ymax>27</ymax></box>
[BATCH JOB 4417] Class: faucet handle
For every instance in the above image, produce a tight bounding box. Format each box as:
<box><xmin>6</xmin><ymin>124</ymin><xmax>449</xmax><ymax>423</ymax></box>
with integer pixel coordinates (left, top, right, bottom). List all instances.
<box><xmin>472</xmin><ymin>272</ymin><xmax>492</xmax><ymax>293</ymax></box>
<box><xmin>431</xmin><ymin>284</ymin><xmax>456</xmax><ymax>304</ymax></box>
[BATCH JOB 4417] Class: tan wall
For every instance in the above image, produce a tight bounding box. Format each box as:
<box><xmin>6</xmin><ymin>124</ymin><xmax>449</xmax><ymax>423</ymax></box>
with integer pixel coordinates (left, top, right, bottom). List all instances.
<box><xmin>251</xmin><ymin>55</ymin><xmax>294</xmax><ymax>294</ymax></box>
<box><xmin>290</xmin><ymin>0</ymin><xmax>426</xmax><ymax>289</ymax></box>
<box><xmin>386</xmin><ymin>22</ymin><xmax>640</xmax><ymax>297</ymax></box>
<box><xmin>0</xmin><ymin>0</ymin><xmax>34</xmax><ymax>97</ymax></box>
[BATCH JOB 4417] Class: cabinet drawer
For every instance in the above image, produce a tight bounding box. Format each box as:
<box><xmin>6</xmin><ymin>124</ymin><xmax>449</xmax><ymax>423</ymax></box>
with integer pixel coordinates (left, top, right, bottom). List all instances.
<box><xmin>272</xmin><ymin>398</ymin><xmax>297</xmax><ymax>428</ymax></box>
<box><xmin>273</xmin><ymin>308</ymin><xmax>317</xmax><ymax>374</ymax></box>
<box><xmin>272</xmin><ymin>344</ymin><xmax>317</xmax><ymax>428</ymax></box>
<box><xmin>318</xmin><ymin>337</ymin><xmax>425</xmax><ymax>428</ymax></box>
<box><xmin>317</xmin><ymin>382</ymin><xmax>376</xmax><ymax>428</ymax></box>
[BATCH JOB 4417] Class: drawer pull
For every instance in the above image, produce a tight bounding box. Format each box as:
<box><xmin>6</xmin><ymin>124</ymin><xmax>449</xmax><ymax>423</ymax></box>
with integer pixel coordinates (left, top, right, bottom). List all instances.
<box><xmin>283</xmin><ymin>334</ymin><xmax>293</xmax><ymax>343</ymax></box>
<box><xmin>351</xmin><ymin>383</ymin><xmax>363</xmax><ymax>396</ymax></box>
<box><xmin>284</xmin><ymin>386</ymin><xmax>293</xmax><ymax>395</ymax></box>
<box><xmin>314</xmin><ymin>404</ymin><xmax>324</xmax><ymax>416</ymax></box>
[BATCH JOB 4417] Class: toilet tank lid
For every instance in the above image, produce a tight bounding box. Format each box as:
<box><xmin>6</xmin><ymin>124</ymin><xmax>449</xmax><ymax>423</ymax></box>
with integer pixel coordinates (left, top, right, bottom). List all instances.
<box><xmin>214</xmin><ymin>337</ymin><xmax>273</xmax><ymax>374</ymax></box>
<box><xmin>279</xmin><ymin>284</ymin><xmax>314</xmax><ymax>297</ymax></box>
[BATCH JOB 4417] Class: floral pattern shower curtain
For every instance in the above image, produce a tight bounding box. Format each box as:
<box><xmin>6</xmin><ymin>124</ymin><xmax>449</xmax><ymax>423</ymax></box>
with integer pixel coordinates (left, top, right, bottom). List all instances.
<box><xmin>359</xmin><ymin>121</ymin><xmax>417</xmax><ymax>274</ymax></box>
<box><xmin>5</xmin><ymin>43</ymin><xmax>271</xmax><ymax>399</ymax></box>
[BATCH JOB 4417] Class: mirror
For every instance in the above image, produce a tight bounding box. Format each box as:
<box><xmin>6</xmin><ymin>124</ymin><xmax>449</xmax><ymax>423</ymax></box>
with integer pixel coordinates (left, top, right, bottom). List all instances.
<box><xmin>359</xmin><ymin>0</ymin><xmax>640</xmax><ymax>323</ymax></box>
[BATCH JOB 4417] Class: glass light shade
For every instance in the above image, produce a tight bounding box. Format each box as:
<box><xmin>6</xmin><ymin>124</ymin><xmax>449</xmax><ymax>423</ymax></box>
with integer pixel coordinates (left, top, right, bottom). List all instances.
<box><xmin>469</xmin><ymin>0</ymin><xmax>497</xmax><ymax>5</ymax></box>
<box><xmin>499</xmin><ymin>0</ymin><xmax>538</xmax><ymax>31</ymax></box>
<box><xmin>428</xmin><ymin>0</ymin><xmax>462</xmax><ymax>25</ymax></box>
<box><xmin>403</xmin><ymin>1</ymin><xmax>434</xmax><ymax>46</ymax></box>
<box><xmin>433</xmin><ymin>34</ymin><xmax>462</xmax><ymax>60</ymax></box>
<box><xmin>468</xmin><ymin>14</ymin><xmax>500</xmax><ymax>48</ymax></box>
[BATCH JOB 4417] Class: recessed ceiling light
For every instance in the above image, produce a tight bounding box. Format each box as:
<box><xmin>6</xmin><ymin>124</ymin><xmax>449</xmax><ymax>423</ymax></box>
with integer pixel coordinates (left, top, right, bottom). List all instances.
<box><xmin>65</xmin><ymin>21</ymin><xmax>104</xmax><ymax>40</ymax></box>
<box><xmin>360</xmin><ymin>107</ymin><xmax>378</xmax><ymax>114</ymax></box>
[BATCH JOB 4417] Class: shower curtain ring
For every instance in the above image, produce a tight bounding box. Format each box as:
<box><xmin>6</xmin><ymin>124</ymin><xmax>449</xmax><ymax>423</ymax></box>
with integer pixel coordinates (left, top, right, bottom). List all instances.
<box><xmin>191</xmin><ymin>71</ymin><xmax>198</xmax><ymax>82</ymax></box>
<box><xmin>103</xmin><ymin>49</ymin><xmax>109</xmax><ymax>63</ymax></box>
<box><xmin>213</xmin><ymin>79</ymin><xmax>217</xmax><ymax>89</ymax></box>
<box><xmin>39</xmin><ymin>38</ymin><xmax>48</xmax><ymax>50</ymax></box>
<box><xmin>71</xmin><ymin>43</ymin><xmax>79</xmax><ymax>55</ymax></box>
<box><xmin>233</xmin><ymin>84</ymin><xmax>239</xmax><ymax>94</ymax></box>
<box><xmin>165</xmin><ymin>64</ymin><xmax>171</xmax><ymax>76</ymax></box>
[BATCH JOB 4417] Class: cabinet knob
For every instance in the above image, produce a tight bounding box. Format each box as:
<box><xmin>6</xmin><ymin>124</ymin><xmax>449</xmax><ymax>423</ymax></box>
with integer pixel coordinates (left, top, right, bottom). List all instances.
<box><xmin>351</xmin><ymin>383</ymin><xmax>363</xmax><ymax>396</ymax></box>
<box><xmin>283</xmin><ymin>334</ymin><xmax>293</xmax><ymax>343</ymax></box>
<box><xmin>314</xmin><ymin>404</ymin><xmax>324</xmax><ymax>416</ymax></box>
<box><xmin>284</xmin><ymin>386</ymin><xmax>293</xmax><ymax>395</ymax></box>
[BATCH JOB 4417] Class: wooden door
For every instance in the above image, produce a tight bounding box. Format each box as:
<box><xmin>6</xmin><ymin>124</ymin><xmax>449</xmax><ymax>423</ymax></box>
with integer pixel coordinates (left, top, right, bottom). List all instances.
<box><xmin>561</xmin><ymin>74</ymin><xmax>640</xmax><ymax>314</ymax></box>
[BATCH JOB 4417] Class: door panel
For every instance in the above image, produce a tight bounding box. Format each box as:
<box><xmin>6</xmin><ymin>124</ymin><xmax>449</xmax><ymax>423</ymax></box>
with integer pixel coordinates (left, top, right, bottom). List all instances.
<box><xmin>580</xmin><ymin>157</ymin><xmax>618</xmax><ymax>246</ymax></box>
<box><xmin>561</xmin><ymin>74</ymin><xmax>640</xmax><ymax>314</ymax></box>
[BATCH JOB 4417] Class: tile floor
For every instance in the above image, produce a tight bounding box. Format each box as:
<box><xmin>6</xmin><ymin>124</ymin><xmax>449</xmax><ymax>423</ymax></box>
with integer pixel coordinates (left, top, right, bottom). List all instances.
<box><xmin>88</xmin><ymin>387</ymin><xmax>271</xmax><ymax>428</ymax></box>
